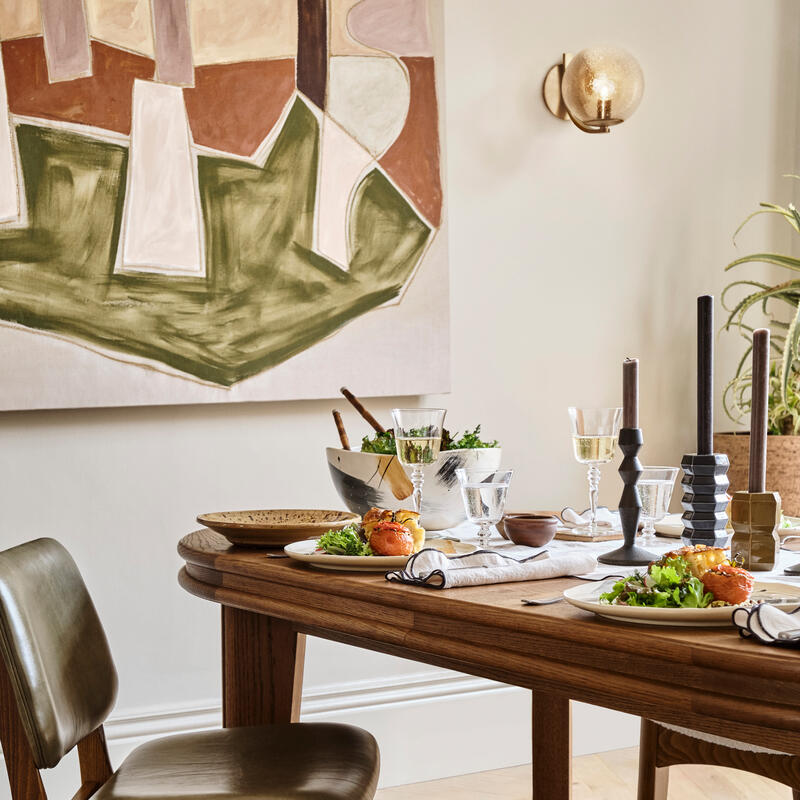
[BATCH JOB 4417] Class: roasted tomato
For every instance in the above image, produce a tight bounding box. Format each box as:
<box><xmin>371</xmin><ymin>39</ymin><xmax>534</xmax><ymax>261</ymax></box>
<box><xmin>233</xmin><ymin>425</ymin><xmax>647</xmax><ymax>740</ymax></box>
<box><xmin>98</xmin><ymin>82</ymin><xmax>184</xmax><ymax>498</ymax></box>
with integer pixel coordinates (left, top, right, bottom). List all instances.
<box><xmin>369</xmin><ymin>522</ymin><xmax>414</xmax><ymax>556</ymax></box>
<box><xmin>701</xmin><ymin>563</ymin><xmax>754</xmax><ymax>605</ymax></box>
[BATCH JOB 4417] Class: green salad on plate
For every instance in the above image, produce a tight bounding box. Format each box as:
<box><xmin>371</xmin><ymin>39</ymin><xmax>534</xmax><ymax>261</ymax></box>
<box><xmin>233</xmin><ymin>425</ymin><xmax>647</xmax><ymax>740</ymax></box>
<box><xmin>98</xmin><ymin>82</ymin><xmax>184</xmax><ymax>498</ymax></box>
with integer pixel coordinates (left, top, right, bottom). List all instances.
<box><xmin>599</xmin><ymin>554</ymin><xmax>715</xmax><ymax>609</ymax></box>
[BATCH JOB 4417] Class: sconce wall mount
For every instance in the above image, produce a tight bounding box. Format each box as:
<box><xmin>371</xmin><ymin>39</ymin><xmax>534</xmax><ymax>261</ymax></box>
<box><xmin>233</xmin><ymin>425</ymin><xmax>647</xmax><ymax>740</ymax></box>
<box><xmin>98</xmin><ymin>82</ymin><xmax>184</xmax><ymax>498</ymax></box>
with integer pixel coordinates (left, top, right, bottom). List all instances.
<box><xmin>543</xmin><ymin>47</ymin><xmax>644</xmax><ymax>134</ymax></box>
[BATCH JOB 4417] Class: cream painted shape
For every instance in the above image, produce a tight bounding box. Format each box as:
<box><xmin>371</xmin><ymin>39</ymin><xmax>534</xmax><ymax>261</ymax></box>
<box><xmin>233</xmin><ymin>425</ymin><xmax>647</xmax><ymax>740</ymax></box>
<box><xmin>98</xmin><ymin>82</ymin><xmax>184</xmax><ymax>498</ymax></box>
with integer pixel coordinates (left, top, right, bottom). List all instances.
<box><xmin>0</xmin><ymin>0</ymin><xmax>41</xmax><ymax>40</ymax></box>
<box><xmin>317</xmin><ymin>115</ymin><xmax>373</xmax><ymax>268</ymax></box>
<box><xmin>121</xmin><ymin>80</ymin><xmax>204</xmax><ymax>275</ymax></box>
<box><xmin>190</xmin><ymin>0</ymin><xmax>296</xmax><ymax>66</ymax></box>
<box><xmin>328</xmin><ymin>56</ymin><xmax>409</xmax><ymax>157</ymax></box>
<box><xmin>85</xmin><ymin>0</ymin><xmax>154</xmax><ymax>58</ymax></box>
<box><xmin>0</xmin><ymin>48</ymin><xmax>20</xmax><ymax>223</ymax></box>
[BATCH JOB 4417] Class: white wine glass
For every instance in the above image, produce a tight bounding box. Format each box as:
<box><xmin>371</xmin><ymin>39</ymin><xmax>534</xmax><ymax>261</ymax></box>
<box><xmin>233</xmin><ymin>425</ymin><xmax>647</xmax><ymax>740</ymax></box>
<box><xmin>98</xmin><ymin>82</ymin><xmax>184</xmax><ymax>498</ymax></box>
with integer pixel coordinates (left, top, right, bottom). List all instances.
<box><xmin>568</xmin><ymin>407</ymin><xmax>622</xmax><ymax>535</ymax></box>
<box><xmin>638</xmin><ymin>466</ymin><xmax>679</xmax><ymax>546</ymax></box>
<box><xmin>456</xmin><ymin>467</ymin><xmax>513</xmax><ymax>549</ymax></box>
<box><xmin>391</xmin><ymin>408</ymin><xmax>447</xmax><ymax>517</ymax></box>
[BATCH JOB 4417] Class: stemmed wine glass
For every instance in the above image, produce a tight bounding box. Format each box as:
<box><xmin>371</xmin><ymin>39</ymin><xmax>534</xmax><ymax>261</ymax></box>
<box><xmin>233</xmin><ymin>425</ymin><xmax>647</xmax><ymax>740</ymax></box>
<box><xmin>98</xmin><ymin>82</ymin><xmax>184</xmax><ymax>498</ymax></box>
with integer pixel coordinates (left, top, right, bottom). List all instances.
<box><xmin>391</xmin><ymin>408</ymin><xmax>447</xmax><ymax>516</ymax></box>
<box><xmin>456</xmin><ymin>467</ymin><xmax>513</xmax><ymax>549</ymax></box>
<box><xmin>638</xmin><ymin>466</ymin><xmax>679</xmax><ymax>546</ymax></box>
<box><xmin>568</xmin><ymin>407</ymin><xmax>622</xmax><ymax>535</ymax></box>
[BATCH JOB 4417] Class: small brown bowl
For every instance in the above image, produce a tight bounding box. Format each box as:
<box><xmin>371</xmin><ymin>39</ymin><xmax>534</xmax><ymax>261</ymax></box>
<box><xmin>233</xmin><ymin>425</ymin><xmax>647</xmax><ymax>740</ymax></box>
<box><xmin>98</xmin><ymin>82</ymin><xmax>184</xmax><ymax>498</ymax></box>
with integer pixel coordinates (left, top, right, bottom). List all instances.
<box><xmin>501</xmin><ymin>514</ymin><xmax>558</xmax><ymax>547</ymax></box>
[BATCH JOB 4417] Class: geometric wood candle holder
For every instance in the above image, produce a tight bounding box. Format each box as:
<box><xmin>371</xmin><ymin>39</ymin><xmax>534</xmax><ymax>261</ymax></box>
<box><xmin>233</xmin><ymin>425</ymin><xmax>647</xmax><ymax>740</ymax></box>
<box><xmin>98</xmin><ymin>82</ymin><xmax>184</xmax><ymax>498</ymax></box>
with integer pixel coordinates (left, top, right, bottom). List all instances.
<box><xmin>728</xmin><ymin>330</ymin><xmax>780</xmax><ymax>569</ymax></box>
<box><xmin>730</xmin><ymin>490</ymin><xmax>780</xmax><ymax>570</ymax></box>
<box><xmin>680</xmin><ymin>453</ymin><xmax>730</xmax><ymax>548</ymax></box>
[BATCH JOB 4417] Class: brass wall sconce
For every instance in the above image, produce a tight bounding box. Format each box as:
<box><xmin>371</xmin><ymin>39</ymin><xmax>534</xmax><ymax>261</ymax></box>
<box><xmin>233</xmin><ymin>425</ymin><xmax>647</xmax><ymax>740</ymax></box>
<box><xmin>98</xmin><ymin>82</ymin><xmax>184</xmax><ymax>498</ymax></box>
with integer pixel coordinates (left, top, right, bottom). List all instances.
<box><xmin>543</xmin><ymin>46</ymin><xmax>644</xmax><ymax>133</ymax></box>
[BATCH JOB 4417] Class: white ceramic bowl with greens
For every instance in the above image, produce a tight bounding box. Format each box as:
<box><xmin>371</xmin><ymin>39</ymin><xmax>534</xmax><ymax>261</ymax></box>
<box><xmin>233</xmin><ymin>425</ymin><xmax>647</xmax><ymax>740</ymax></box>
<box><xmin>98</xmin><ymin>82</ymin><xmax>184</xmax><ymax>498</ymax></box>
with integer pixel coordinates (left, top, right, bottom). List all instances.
<box><xmin>325</xmin><ymin>446</ymin><xmax>502</xmax><ymax>530</ymax></box>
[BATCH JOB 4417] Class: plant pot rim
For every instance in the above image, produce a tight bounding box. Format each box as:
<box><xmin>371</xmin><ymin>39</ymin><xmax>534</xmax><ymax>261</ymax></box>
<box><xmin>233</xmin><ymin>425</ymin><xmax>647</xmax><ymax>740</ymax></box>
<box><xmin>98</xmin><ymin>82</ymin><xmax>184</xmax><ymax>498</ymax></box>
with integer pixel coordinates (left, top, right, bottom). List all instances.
<box><xmin>715</xmin><ymin>430</ymin><xmax>800</xmax><ymax>438</ymax></box>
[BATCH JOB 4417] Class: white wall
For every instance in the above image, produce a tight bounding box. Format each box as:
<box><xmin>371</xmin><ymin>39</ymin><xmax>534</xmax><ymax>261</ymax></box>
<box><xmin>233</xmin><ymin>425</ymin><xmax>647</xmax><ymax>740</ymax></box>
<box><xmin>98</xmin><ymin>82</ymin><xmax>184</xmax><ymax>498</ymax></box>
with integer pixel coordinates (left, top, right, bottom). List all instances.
<box><xmin>2</xmin><ymin>0</ymin><xmax>799</xmax><ymax>795</ymax></box>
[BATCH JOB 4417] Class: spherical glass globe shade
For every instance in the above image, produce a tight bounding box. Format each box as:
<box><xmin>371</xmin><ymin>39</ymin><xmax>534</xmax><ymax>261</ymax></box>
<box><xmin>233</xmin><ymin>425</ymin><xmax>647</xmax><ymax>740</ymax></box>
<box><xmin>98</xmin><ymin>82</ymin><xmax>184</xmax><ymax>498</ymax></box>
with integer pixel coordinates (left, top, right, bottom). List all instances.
<box><xmin>561</xmin><ymin>46</ymin><xmax>644</xmax><ymax>128</ymax></box>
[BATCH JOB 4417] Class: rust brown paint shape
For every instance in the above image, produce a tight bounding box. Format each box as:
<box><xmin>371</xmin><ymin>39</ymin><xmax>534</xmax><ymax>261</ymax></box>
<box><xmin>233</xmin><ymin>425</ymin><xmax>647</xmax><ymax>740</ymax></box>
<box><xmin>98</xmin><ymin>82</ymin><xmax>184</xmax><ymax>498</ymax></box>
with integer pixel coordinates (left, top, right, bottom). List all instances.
<box><xmin>3</xmin><ymin>38</ymin><xmax>154</xmax><ymax>135</ymax></box>
<box><xmin>379</xmin><ymin>57</ymin><xmax>442</xmax><ymax>227</ymax></box>
<box><xmin>184</xmin><ymin>60</ymin><xmax>295</xmax><ymax>156</ymax></box>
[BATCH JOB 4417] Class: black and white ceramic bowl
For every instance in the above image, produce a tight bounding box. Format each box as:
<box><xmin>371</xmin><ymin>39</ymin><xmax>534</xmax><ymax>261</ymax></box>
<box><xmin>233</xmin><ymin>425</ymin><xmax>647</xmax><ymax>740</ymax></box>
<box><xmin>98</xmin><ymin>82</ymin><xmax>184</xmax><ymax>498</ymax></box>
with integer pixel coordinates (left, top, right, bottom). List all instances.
<box><xmin>325</xmin><ymin>447</ymin><xmax>502</xmax><ymax>530</ymax></box>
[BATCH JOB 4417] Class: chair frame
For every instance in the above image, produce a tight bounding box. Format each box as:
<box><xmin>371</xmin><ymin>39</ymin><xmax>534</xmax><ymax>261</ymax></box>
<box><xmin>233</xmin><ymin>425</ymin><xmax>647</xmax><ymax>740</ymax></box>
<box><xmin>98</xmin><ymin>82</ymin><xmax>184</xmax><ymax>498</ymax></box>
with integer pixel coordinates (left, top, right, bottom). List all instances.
<box><xmin>638</xmin><ymin>718</ymin><xmax>800</xmax><ymax>800</ymax></box>
<box><xmin>0</xmin><ymin>653</ymin><xmax>112</xmax><ymax>800</ymax></box>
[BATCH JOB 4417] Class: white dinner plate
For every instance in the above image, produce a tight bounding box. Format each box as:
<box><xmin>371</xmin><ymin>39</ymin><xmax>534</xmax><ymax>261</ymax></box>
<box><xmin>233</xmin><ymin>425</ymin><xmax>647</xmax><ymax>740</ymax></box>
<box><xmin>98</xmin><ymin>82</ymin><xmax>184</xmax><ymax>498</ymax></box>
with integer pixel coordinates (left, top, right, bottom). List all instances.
<box><xmin>653</xmin><ymin>514</ymin><xmax>733</xmax><ymax>547</ymax></box>
<box><xmin>652</xmin><ymin>513</ymin><xmax>684</xmax><ymax>538</ymax></box>
<box><xmin>563</xmin><ymin>580</ymin><xmax>800</xmax><ymax>627</ymax></box>
<box><xmin>284</xmin><ymin>539</ymin><xmax>477</xmax><ymax>572</ymax></box>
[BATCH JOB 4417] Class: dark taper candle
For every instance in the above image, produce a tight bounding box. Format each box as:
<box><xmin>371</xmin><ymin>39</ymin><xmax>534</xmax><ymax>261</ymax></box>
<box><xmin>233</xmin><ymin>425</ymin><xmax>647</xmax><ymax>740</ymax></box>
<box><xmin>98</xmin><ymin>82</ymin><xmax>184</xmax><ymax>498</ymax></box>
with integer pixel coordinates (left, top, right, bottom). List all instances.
<box><xmin>623</xmin><ymin>358</ymin><xmax>639</xmax><ymax>428</ymax></box>
<box><xmin>697</xmin><ymin>295</ymin><xmax>714</xmax><ymax>455</ymax></box>
<box><xmin>749</xmin><ymin>328</ymin><xmax>770</xmax><ymax>493</ymax></box>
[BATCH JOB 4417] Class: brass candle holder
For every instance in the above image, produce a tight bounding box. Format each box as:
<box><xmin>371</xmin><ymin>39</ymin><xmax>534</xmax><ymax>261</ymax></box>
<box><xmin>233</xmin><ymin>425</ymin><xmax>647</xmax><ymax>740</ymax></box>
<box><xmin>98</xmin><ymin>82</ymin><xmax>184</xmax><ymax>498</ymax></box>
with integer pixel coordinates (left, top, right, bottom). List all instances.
<box><xmin>729</xmin><ymin>329</ymin><xmax>781</xmax><ymax>570</ymax></box>
<box><xmin>730</xmin><ymin>491</ymin><xmax>780</xmax><ymax>571</ymax></box>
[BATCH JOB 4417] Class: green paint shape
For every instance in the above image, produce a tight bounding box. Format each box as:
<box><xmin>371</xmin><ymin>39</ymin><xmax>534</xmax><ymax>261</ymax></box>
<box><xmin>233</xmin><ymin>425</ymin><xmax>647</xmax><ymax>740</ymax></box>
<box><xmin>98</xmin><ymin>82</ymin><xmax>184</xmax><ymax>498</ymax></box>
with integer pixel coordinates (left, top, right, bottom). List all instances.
<box><xmin>0</xmin><ymin>98</ymin><xmax>432</xmax><ymax>385</ymax></box>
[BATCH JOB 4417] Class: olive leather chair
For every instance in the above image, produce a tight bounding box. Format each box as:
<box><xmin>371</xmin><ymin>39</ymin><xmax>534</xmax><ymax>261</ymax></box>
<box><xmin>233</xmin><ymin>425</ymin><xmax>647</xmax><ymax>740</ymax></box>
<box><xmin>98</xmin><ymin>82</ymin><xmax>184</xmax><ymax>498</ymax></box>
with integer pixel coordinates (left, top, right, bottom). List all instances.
<box><xmin>638</xmin><ymin>718</ymin><xmax>800</xmax><ymax>799</ymax></box>
<box><xmin>0</xmin><ymin>538</ymin><xmax>380</xmax><ymax>800</ymax></box>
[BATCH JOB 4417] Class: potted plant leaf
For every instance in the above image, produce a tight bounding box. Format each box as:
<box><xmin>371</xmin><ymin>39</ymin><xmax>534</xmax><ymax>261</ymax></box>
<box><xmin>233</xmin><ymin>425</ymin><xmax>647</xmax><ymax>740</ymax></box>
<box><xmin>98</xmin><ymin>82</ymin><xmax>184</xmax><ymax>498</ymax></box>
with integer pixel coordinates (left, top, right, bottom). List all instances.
<box><xmin>717</xmin><ymin>188</ymin><xmax>800</xmax><ymax>514</ymax></box>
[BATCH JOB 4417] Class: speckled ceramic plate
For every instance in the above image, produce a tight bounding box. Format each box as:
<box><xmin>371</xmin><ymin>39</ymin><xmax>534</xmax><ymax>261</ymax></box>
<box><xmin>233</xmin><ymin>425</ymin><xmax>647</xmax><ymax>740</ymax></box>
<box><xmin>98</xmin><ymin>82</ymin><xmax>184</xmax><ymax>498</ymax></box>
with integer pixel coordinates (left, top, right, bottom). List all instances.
<box><xmin>563</xmin><ymin>580</ymin><xmax>800</xmax><ymax>626</ymax></box>
<box><xmin>197</xmin><ymin>509</ymin><xmax>361</xmax><ymax>548</ymax></box>
<box><xmin>284</xmin><ymin>539</ymin><xmax>477</xmax><ymax>572</ymax></box>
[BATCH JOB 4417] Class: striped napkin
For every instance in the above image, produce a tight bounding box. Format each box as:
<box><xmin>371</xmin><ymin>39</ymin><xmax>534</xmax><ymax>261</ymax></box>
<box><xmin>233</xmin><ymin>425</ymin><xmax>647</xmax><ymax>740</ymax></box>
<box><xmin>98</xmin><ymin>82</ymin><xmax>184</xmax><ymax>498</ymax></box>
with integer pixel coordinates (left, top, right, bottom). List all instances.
<box><xmin>385</xmin><ymin>547</ymin><xmax>597</xmax><ymax>589</ymax></box>
<box><xmin>733</xmin><ymin>603</ymin><xmax>800</xmax><ymax>646</ymax></box>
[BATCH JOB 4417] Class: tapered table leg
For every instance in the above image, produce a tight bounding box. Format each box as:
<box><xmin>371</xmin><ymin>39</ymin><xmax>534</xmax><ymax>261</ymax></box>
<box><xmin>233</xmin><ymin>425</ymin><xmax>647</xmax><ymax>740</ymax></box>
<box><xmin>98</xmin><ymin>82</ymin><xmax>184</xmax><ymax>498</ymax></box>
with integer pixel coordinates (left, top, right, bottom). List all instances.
<box><xmin>221</xmin><ymin>606</ymin><xmax>306</xmax><ymax>727</ymax></box>
<box><xmin>532</xmin><ymin>690</ymin><xmax>572</xmax><ymax>799</ymax></box>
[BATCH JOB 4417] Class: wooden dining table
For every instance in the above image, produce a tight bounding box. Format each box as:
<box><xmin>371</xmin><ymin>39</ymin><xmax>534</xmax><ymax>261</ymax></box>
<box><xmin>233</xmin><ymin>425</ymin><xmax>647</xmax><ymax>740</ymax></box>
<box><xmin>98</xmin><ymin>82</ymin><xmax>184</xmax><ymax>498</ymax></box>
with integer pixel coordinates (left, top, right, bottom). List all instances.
<box><xmin>178</xmin><ymin>529</ymin><xmax>800</xmax><ymax>799</ymax></box>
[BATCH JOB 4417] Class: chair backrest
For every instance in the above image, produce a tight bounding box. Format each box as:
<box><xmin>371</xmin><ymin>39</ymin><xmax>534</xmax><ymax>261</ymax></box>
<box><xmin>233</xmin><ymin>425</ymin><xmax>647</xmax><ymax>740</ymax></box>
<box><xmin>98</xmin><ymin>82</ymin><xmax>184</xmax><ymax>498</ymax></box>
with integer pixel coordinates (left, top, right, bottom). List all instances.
<box><xmin>0</xmin><ymin>538</ymin><xmax>118</xmax><ymax>769</ymax></box>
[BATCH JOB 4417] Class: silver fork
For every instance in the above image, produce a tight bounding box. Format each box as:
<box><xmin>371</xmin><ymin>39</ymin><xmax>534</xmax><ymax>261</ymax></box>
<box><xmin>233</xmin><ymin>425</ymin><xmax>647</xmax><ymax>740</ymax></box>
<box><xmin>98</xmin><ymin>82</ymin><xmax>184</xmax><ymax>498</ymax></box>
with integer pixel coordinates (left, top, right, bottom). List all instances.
<box><xmin>521</xmin><ymin>596</ymin><xmax>563</xmax><ymax>606</ymax></box>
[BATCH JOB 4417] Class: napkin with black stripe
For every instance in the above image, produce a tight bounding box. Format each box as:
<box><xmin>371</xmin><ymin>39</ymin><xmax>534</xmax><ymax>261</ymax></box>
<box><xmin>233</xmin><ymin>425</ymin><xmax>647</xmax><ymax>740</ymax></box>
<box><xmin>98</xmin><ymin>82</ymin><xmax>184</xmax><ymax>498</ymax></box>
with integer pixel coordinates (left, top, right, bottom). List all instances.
<box><xmin>732</xmin><ymin>603</ymin><xmax>800</xmax><ymax>646</ymax></box>
<box><xmin>385</xmin><ymin>547</ymin><xmax>597</xmax><ymax>589</ymax></box>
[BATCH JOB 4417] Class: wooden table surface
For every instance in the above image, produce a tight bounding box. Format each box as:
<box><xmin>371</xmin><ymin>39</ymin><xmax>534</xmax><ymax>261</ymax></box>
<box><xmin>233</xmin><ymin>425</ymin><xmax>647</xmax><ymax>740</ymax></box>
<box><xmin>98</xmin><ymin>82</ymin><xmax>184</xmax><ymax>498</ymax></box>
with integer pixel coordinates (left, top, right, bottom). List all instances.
<box><xmin>178</xmin><ymin>529</ymin><xmax>800</xmax><ymax>798</ymax></box>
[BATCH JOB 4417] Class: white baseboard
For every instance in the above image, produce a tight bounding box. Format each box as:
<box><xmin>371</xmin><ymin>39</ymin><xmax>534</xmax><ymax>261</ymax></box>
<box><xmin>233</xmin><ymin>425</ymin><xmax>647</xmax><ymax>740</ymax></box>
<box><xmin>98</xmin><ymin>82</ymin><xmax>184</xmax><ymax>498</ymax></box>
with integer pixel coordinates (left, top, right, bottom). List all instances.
<box><xmin>7</xmin><ymin>670</ymin><xmax>639</xmax><ymax>798</ymax></box>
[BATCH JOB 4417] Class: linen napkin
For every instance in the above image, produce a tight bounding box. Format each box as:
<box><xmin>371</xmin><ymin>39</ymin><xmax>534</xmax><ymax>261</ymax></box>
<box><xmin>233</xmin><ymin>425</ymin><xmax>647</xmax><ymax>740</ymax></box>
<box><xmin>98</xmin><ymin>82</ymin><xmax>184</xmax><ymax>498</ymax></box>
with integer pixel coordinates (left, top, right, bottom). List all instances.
<box><xmin>385</xmin><ymin>547</ymin><xmax>597</xmax><ymax>589</ymax></box>
<box><xmin>732</xmin><ymin>603</ymin><xmax>800</xmax><ymax>646</ymax></box>
<box><xmin>561</xmin><ymin>506</ymin><xmax>620</xmax><ymax>529</ymax></box>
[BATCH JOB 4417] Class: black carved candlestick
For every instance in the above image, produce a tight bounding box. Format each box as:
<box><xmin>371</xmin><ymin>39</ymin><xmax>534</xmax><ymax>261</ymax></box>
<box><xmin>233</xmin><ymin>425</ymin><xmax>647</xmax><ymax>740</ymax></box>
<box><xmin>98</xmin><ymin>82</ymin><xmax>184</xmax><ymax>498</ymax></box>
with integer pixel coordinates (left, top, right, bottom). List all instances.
<box><xmin>598</xmin><ymin>427</ymin><xmax>655</xmax><ymax>566</ymax></box>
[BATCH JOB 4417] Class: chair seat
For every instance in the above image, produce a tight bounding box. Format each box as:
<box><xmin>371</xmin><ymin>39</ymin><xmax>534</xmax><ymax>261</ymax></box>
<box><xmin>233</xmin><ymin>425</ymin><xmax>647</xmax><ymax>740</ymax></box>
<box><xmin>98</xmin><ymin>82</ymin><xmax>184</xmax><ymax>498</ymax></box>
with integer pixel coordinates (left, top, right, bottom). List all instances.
<box><xmin>94</xmin><ymin>723</ymin><xmax>380</xmax><ymax>800</ymax></box>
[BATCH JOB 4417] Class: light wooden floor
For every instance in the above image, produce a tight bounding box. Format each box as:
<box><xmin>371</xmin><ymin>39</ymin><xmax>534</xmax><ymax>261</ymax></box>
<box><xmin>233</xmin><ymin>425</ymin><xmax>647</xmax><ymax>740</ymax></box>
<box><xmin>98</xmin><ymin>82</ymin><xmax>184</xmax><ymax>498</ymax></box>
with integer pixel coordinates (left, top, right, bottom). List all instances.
<box><xmin>375</xmin><ymin>746</ymin><xmax>792</xmax><ymax>799</ymax></box>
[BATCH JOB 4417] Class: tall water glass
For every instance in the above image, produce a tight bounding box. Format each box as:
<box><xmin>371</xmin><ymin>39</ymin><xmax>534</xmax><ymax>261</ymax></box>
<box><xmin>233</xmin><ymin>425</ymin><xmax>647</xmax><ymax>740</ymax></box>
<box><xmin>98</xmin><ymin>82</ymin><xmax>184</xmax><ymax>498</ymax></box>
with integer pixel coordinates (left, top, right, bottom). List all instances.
<box><xmin>638</xmin><ymin>466</ymin><xmax>679</xmax><ymax>545</ymax></box>
<box><xmin>568</xmin><ymin>407</ymin><xmax>622</xmax><ymax>535</ymax></box>
<box><xmin>391</xmin><ymin>408</ymin><xmax>447</xmax><ymax>517</ymax></box>
<box><xmin>456</xmin><ymin>467</ymin><xmax>513</xmax><ymax>549</ymax></box>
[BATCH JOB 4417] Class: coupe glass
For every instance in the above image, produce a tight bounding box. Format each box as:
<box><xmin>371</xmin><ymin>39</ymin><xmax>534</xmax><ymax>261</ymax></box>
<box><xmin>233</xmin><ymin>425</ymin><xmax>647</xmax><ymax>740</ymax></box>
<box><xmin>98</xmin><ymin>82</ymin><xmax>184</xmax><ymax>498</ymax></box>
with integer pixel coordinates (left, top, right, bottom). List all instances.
<box><xmin>638</xmin><ymin>466</ymin><xmax>679</xmax><ymax>546</ymax></box>
<box><xmin>456</xmin><ymin>468</ymin><xmax>513</xmax><ymax>549</ymax></box>
<box><xmin>568</xmin><ymin>407</ymin><xmax>622</xmax><ymax>535</ymax></box>
<box><xmin>391</xmin><ymin>408</ymin><xmax>447</xmax><ymax>516</ymax></box>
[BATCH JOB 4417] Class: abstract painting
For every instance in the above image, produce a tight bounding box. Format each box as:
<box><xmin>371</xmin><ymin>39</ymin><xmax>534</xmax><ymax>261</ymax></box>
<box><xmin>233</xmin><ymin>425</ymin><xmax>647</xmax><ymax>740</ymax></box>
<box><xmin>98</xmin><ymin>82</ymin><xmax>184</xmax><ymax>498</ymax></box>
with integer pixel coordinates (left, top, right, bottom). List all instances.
<box><xmin>0</xmin><ymin>0</ymin><xmax>448</xmax><ymax>410</ymax></box>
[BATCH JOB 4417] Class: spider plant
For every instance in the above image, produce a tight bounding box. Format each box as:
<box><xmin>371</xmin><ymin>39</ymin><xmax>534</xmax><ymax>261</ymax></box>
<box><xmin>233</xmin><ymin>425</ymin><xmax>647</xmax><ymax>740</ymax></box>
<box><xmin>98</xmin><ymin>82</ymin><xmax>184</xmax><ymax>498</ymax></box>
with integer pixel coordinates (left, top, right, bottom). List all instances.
<box><xmin>722</xmin><ymin>187</ymin><xmax>800</xmax><ymax>435</ymax></box>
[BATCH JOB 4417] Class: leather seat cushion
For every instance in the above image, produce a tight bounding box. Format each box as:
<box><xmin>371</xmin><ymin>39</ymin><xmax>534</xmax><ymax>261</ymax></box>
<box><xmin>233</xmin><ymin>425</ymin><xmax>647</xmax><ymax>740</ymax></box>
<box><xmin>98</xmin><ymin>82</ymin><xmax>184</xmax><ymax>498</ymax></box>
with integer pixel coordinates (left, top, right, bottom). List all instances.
<box><xmin>94</xmin><ymin>723</ymin><xmax>380</xmax><ymax>800</ymax></box>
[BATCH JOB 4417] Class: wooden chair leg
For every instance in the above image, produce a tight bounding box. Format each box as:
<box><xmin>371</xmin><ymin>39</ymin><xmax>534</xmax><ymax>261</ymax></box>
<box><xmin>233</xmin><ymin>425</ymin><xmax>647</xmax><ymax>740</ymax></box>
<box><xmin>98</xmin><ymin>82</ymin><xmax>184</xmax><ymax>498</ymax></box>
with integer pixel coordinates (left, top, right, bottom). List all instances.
<box><xmin>638</xmin><ymin>719</ymin><xmax>668</xmax><ymax>800</ymax></box>
<box><xmin>0</xmin><ymin>653</ymin><xmax>46</xmax><ymax>800</ymax></box>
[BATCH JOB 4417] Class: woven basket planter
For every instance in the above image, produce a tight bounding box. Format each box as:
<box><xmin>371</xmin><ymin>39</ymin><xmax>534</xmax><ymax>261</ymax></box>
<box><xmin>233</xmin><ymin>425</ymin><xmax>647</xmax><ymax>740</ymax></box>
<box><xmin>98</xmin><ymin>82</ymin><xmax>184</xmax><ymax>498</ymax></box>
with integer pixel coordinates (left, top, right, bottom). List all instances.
<box><xmin>714</xmin><ymin>432</ymin><xmax>800</xmax><ymax>516</ymax></box>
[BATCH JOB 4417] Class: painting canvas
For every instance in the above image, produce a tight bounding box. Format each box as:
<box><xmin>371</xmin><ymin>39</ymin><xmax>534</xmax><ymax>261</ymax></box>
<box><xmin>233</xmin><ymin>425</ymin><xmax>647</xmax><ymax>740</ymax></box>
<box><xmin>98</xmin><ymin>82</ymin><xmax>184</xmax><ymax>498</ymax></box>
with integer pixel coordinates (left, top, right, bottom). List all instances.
<box><xmin>0</xmin><ymin>0</ymin><xmax>448</xmax><ymax>410</ymax></box>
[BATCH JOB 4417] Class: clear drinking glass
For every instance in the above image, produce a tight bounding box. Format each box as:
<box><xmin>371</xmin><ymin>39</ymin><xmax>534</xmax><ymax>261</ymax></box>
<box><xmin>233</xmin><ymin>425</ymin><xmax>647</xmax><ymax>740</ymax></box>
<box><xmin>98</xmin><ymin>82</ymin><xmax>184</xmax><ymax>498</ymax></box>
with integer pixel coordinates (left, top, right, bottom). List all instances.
<box><xmin>638</xmin><ymin>466</ymin><xmax>679</xmax><ymax>546</ymax></box>
<box><xmin>391</xmin><ymin>408</ymin><xmax>447</xmax><ymax>516</ymax></box>
<box><xmin>568</xmin><ymin>407</ymin><xmax>623</xmax><ymax>535</ymax></box>
<box><xmin>456</xmin><ymin>467</ymin><xmax>513</xmax><ymax>549</ymax></box>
